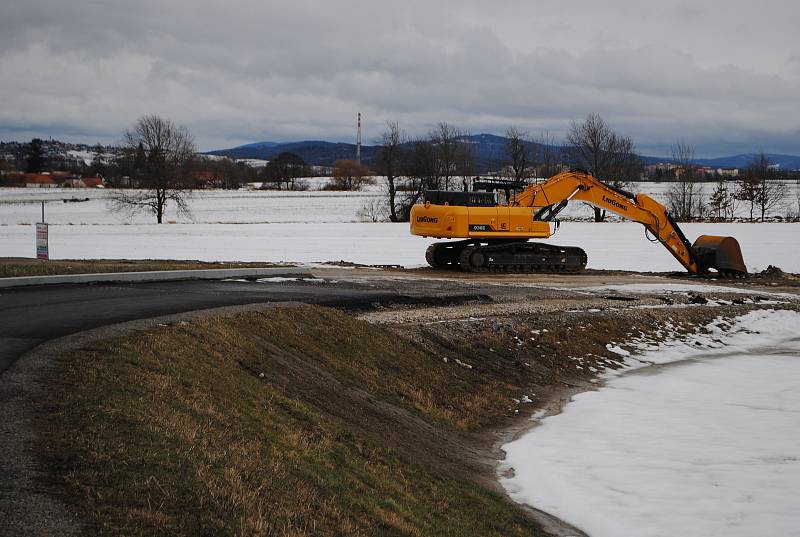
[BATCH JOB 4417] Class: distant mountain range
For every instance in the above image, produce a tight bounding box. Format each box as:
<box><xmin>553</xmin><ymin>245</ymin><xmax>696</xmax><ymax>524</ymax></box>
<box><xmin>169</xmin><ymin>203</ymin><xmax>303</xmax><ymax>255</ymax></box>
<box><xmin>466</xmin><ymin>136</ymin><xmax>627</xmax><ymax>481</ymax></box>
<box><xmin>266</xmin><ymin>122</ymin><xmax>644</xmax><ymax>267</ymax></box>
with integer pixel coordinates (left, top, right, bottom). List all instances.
<box><xmin>207</xmin><ymin>135</ymin><xmax>800</xmax><ymax>172</ymax></box>
<box><xmin>691</xmin><ymin>154</ymin><xmax>800</xmax><ymax>169</ymax></box>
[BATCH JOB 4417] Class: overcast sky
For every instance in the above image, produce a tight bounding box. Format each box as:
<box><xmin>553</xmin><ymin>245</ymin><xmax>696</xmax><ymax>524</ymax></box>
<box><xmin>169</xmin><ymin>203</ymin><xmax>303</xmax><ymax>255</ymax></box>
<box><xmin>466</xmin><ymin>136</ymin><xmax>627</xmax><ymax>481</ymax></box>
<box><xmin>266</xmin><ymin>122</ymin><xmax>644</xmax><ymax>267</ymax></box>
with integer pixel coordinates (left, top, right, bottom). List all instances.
<box><xmin>1</xmin><ymin>0</ymin><xmax>798</xmax><ymax>156</ymax></box>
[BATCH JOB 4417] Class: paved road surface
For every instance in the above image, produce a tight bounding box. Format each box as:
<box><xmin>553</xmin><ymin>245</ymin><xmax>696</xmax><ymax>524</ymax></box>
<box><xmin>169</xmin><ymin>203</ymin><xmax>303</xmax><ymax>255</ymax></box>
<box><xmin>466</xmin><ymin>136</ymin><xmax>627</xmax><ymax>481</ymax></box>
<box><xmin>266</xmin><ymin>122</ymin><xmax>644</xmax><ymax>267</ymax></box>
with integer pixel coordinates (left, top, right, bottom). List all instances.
<box><xmin>0</xmin><ymin>278</ymin><xmax>435</xmax><ymax>374</ymax></box>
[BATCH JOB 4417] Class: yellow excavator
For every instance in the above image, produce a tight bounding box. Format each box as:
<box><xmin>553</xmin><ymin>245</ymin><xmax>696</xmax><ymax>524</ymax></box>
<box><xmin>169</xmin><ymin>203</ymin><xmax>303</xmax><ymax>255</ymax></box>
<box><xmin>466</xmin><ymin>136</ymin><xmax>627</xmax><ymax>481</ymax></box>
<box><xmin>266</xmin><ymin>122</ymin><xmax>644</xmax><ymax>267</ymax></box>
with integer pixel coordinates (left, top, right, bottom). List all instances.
<box><xmin>410</xmin><ymin>170</ymin><xmax>747</xmax><ymax>276</ymax></box>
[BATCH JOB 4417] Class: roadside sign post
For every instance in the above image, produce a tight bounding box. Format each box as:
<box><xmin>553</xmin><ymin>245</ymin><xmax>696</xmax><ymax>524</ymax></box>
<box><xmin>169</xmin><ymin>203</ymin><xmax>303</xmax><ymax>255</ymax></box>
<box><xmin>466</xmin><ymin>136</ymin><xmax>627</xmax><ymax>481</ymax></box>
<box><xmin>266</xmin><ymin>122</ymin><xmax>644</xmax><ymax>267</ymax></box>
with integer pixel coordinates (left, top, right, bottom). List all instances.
<box><xmin>36</xmin><ymin>201</ymin><xmax>49</xmax><ymax>260</ymax></box>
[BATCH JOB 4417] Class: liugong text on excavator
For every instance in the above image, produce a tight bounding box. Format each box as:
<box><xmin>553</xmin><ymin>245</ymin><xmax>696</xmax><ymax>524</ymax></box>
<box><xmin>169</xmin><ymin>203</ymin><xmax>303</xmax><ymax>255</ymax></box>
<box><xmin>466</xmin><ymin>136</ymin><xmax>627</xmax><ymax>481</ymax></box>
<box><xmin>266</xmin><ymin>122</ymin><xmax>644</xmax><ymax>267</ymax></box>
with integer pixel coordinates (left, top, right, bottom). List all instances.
<box><xmin>410</xmin><ymin>170</ymin><xmax>747</xmax><ymax>276</ymax></box>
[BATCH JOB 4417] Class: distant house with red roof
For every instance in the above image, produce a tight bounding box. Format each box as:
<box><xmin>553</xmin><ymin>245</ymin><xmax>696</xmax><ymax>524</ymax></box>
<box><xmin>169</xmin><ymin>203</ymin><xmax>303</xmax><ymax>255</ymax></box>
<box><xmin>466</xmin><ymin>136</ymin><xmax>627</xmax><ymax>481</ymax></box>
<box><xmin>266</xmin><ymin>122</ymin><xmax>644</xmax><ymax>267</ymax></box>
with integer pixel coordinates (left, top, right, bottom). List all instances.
<box><xmin>24</xmin><ymin>173</ymin><xmax>57</xmax><ymax>188</ymax></box>
<box><xmin>80</xmin><ymin>176</ymin><xmax>105</xmax><ymax>188</ymax></box>
<box><xmin>194</xmin><ymin>170</ymin><xmax>221</xmax><ymax>188</ymax></box>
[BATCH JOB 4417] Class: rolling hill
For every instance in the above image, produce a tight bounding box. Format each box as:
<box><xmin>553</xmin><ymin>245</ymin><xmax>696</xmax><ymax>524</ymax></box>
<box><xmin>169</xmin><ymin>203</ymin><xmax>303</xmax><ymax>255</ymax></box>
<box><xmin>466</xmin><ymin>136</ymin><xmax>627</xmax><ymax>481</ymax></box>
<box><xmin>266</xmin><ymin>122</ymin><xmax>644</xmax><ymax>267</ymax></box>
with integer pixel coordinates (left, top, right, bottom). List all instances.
<box><xmin>208</xmin><ymin>136</ymin><xmax>800</xmax><ymax>172</ymax></box>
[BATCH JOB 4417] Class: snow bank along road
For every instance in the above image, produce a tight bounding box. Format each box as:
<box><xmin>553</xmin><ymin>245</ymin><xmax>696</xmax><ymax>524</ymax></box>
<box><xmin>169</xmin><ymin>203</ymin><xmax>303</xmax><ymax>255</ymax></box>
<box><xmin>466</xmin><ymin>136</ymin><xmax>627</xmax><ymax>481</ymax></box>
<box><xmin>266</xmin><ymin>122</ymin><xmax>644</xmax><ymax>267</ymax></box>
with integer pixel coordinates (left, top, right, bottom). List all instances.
<box><xmin>1</xmin><ymin>221</ymin><xmax>798</xmax><ymax>273</ymax></box>
<box><xmin>501</xmin><ymin>309</ymin><xmax>800</xmax><ymax>537</ymax></box>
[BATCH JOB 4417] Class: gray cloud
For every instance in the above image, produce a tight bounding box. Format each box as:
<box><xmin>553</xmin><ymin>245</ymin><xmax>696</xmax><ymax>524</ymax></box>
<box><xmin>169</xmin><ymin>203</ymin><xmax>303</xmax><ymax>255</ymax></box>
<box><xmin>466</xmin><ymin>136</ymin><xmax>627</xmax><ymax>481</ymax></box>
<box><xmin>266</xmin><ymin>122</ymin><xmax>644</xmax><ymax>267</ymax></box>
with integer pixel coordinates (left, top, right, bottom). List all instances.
<box><xmin>0</xmin><ymin>0</ymin><xmax>798</xmax><ymax>156</ymax></box>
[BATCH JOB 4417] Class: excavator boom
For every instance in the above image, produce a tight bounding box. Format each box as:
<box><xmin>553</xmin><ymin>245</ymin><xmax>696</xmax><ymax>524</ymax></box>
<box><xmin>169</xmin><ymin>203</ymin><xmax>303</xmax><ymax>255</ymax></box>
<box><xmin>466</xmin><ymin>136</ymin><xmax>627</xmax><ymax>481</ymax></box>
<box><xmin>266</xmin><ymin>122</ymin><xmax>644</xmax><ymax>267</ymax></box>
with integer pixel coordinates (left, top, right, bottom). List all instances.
<box><xmin>410</xmin><ymin>171</ymin><xmax>747</xmax><ymax>275</ymax></box>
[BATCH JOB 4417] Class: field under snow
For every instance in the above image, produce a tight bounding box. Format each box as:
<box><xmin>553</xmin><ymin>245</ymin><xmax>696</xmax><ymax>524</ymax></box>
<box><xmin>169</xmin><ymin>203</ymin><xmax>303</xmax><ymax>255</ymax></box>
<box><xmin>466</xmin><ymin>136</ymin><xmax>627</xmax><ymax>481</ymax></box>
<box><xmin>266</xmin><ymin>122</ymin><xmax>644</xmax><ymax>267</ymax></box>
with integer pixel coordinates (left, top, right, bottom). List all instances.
<box><xmin>501</xmin><ymin>309</ymin><xmax>800</xmax><ymax>537</ymax></box>
<box><xmin>1</xmin><ymin>184</ymin><xmax>798</xmax><ymax>273</ymax></box>
<box><xmin>1</xmin><ymin>180</ymin><xmax>798</xmax><ymax>225</ymax></box>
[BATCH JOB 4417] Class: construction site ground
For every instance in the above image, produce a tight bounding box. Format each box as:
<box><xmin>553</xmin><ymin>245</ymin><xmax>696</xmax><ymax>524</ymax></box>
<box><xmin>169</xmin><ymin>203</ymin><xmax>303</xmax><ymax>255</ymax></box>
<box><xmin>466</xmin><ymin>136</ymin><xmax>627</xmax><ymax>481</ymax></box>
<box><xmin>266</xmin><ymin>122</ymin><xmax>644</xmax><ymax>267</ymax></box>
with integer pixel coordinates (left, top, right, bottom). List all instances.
<box><xmin>2</xmin><ymin>264</ymin><xmax>799</xmax><ymax>536</ymax></box>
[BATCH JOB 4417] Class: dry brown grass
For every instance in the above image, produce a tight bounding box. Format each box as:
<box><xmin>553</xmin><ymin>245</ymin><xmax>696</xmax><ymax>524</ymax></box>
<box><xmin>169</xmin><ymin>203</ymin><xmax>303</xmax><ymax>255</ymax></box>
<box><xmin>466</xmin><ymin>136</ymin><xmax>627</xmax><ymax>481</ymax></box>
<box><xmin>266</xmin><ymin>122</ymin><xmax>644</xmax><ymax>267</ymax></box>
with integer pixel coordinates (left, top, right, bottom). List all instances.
<box><xmin>39</xmin><ymin>305</ymin><xmax>546</xmax><ymax>536</ymax></box>
<box><xmin>37</xmin><ymin>303</ymin><xmax>753</xmax><ymax>535</ymax></box>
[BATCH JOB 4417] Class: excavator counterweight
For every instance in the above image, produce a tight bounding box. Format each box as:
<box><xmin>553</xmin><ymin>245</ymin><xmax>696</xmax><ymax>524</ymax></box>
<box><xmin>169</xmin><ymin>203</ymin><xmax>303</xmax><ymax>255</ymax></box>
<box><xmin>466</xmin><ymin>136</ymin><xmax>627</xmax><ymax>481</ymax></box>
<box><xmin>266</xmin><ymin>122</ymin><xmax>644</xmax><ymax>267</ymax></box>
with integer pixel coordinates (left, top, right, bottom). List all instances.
<box><xmin>410</xmin><ymin>171</ymin><xmax>747</xmax><ymax>276</ymax></box>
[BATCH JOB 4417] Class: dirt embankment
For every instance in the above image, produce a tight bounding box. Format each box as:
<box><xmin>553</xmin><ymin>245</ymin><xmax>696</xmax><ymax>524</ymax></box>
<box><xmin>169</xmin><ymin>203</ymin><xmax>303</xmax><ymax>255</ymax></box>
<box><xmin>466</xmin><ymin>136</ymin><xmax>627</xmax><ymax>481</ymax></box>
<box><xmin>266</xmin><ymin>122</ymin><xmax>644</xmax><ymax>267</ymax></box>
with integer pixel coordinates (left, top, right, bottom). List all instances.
<box><xmin>7</xmin><ymin>272</ymin><xmax>800</xmax><ymax>537</ymax></box>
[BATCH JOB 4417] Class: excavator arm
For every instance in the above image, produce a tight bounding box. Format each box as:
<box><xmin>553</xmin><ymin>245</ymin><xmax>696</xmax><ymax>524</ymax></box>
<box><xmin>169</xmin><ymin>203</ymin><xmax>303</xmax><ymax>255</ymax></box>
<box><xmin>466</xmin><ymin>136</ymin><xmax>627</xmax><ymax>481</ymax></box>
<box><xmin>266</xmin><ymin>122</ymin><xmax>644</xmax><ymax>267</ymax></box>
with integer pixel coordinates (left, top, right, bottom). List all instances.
<box><xmin>512</xmin><ymin>171</ymin><xmax>746</xmax><ymax>275</ymax></box>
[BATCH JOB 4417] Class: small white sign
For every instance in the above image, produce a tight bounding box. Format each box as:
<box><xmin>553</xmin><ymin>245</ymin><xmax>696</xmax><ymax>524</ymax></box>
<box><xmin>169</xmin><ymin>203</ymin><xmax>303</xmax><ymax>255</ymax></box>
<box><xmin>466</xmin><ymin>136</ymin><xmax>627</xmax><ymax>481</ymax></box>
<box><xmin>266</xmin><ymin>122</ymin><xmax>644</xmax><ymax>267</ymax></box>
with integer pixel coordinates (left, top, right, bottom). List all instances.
<box><xmin>36</xmin><ymin>223</ymin><xmax>49</xmax><ymax>260</ymax></box>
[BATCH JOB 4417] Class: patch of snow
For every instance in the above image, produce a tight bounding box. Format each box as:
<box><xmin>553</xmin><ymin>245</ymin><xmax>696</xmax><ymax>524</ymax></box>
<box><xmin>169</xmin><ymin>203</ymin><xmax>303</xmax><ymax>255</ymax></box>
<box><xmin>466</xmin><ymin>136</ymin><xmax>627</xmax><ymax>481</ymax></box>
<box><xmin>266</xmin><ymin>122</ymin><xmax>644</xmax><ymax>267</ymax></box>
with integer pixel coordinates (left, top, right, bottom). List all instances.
<box><xmin>500</xmin><ymin>309</ymin><xmax>800</xmax><ymax>537</ymax></box>
<box><xmin>605</xmin><ymin>344</ymin><xmax>631</xmax><ymax>356</ymax></box>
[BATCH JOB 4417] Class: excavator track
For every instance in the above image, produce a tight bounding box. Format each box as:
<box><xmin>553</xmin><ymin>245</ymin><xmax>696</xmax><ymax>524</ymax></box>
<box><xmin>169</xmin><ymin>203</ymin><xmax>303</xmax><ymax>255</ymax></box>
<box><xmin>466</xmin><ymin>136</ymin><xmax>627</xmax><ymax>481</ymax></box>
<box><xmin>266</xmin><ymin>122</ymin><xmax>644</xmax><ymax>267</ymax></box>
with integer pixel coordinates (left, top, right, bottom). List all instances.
<box><xmin>427</xmin><ymin>240</ymin><xmax>587</xmax><ymax>273</ymax></box>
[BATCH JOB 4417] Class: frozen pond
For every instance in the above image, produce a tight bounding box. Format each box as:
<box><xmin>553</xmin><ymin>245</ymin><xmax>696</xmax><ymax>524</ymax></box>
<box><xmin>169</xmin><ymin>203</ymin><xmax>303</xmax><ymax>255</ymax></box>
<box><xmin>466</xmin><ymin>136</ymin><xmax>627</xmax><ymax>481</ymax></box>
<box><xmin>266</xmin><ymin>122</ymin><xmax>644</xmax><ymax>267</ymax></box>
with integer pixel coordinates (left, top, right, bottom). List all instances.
<box><xmin>501</xmin><ymin>310</ymin><xmax>800</xmax><ymax>537</ymax></box>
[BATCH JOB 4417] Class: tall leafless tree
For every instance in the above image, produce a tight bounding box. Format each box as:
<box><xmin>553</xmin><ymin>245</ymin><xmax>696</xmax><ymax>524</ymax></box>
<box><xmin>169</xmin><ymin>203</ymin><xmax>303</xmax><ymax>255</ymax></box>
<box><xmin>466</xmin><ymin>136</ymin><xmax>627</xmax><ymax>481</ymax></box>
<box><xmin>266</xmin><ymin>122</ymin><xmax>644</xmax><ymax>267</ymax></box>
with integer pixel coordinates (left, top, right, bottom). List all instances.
<box><xmin>566</xmin><ymin>113</ymin><xmax>641</xmax><ymax>221</ymax></box>
<box><xmin>666</xmin><ymin>141</ymin><xmax>705</xmax><ymax>221</ymax></box>
<box><xmin>749</xmin><ymin>151</ymin><xmax>786</xmax><ymax>221</ymax></box>
<box><xmin>110</xmin><ymin>115</ymin><xmax>196</xmax><ymax>223</ymax></box>
<box><xmin>396</xmin><ymin>138</ymin><xmax>439</xmax><ymax>221</ymax></box>
<box><xmin>534</xmin><ymin>130</ymin><xmax>561</xmax><ymax>180</ymax></box>
<box><xmin>453</xmin><ymin>131</ymin><xmax>475</xmax><ymax>188</ymax></box>
<box><xmin>377</xmin><ymin>121</ymin><xmax>406</xmax><ymax>221</ymax></box>
<box><xmin>708</xmin><ymin>180</ymin><xmax>735</xmax><ymax>221</ymax></box>
<box><xmin>429</xmin><ymin>122</ymin><xmax>463</xmax><ymax>190</ymax></box>
<box><xmin>795</xmin><ymin>178</ymin><xmax>800</xmax><ymax>219</ymax></box>
<box><xmin>504</xmin><ymin>126</ymin><xmax>532</xmax><ymax>182</ymax></box>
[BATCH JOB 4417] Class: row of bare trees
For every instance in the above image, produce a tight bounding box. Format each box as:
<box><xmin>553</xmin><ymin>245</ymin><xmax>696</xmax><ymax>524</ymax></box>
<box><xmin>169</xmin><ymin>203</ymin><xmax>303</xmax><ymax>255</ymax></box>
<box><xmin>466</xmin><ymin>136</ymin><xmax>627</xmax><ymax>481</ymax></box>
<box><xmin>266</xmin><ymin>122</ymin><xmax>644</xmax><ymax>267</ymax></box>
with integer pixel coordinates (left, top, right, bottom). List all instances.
<box><xmin>502</xmin><ymin>127</ymin><xmax>561</xmax><ymax>182</ymax></box>
<box><xmin>377</xmin><ymin>122</ymin><xmax>476</xmax><ymax>221</ymax></box>
<box><xmin>109</xmin><ymin>114</ymin><xmax>795</xmax><ymax>225</ymax></box>
<box><xmin>565</xmin><ymin>114</ymin><xmax>641</xmax><ymax>221</ymax></box>
<box><xmin>374</xmin><ymin>114</ymin><xmax>643</xmax><ymax>223</ymax></box>
<box><xmin>667</xmin><ymin>148</ymin><xmax>790</xmax><ymax>222</ymax></box>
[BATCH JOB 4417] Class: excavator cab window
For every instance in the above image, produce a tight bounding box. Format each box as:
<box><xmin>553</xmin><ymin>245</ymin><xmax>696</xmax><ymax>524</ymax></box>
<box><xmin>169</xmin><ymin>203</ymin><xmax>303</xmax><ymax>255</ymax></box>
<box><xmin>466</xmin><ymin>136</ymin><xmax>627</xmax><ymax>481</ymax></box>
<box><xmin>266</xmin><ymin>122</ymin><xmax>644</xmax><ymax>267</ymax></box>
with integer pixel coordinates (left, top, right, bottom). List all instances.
<box><xmin>424</xmin><ymin>190</ymin><xmax>497</xmax><ymax>207</ymax></box>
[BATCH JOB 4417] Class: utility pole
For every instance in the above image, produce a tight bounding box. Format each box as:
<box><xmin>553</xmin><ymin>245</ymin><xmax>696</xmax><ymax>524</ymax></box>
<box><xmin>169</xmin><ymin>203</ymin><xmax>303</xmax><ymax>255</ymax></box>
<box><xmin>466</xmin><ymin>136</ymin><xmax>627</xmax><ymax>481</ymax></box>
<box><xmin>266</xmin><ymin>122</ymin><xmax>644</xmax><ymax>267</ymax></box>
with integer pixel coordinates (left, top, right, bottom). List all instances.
<box><xmin>355</xmin><ymin>112</ymin><xmax>362</xmax><ymax>165</ymax></box>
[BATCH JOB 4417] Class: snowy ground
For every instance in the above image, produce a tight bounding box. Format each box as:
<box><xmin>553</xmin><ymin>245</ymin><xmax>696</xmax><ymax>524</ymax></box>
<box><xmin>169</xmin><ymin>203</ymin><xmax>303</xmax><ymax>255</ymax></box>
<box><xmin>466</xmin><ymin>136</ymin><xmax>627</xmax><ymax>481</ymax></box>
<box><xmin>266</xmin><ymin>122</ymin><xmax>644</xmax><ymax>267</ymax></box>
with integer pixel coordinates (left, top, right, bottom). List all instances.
<box><xmin>0</xmin><ymin>221</ymin><xmax>797</xmax><ymax>273</ymax></box>
<box><xmin>0</xmin><ymin>182</ymin><xmax>377</xmax><ymax>225</ymax></box>
<box><xmin>2</xmin><ymin>180</ymin><xmax>798</xmax><ymax>226</ymax></box>
<box><xmin>1</xmin><ymin>183</ymin><xmax>798</xmax><ymax>272</ymax></box>
<box><xmin>500</xmin><ymin>309</ymin><xmax>800</xmax><ymax>537</ymax></box>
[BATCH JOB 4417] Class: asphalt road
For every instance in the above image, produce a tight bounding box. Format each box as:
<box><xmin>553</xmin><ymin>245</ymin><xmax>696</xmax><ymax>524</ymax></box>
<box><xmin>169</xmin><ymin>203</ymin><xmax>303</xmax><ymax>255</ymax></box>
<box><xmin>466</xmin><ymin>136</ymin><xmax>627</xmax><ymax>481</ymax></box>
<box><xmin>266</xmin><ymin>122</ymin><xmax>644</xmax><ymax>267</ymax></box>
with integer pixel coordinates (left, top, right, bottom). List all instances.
<box><xmin>0</xmin><ymin>278</ymin><xmax>431</xmax><ymax>374</ymax></box>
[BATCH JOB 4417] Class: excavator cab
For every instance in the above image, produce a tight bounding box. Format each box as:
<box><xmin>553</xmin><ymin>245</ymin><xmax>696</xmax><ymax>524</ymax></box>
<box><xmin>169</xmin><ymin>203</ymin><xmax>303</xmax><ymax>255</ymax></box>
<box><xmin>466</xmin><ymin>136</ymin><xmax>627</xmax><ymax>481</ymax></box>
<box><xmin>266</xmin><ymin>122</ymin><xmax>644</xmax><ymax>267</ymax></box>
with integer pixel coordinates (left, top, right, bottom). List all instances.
<box><xmin>691</xmin><ymin>235</ymin><xmax>748</xmax><ymax>276</ymax></box>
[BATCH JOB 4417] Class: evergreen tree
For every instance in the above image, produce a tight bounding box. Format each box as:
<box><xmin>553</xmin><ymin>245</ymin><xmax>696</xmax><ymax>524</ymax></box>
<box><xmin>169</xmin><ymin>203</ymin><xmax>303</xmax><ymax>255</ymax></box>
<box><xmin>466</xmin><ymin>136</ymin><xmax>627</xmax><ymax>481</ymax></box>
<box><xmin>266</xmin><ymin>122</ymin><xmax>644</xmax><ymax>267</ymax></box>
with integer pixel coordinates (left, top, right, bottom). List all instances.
<box><xmin>26</xmin><ymin>138</ymin><xmax>47</xmax><ymax>173</ymax></box>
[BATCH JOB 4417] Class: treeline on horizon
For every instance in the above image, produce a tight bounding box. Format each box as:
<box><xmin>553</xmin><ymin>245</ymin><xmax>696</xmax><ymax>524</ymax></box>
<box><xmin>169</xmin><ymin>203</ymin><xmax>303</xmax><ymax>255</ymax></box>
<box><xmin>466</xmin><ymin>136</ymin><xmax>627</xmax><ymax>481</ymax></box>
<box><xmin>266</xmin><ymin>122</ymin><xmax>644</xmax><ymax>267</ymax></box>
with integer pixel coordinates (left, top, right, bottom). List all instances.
<box><xmin>2</xmin><ymin>113</ymin><xmax>798</xmax><ymax>224</ymax></box>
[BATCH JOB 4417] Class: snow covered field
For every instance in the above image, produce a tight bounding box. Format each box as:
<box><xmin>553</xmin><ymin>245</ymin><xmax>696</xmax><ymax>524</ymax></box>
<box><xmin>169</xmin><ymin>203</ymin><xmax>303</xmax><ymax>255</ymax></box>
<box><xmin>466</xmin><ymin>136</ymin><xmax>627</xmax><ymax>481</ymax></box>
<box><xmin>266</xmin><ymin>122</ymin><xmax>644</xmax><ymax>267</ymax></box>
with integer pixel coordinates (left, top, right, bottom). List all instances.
<box><xmin>0</xmin><ymin>221</ymin><xmax>797</xmax><ymax>273</ymax></box>
<box><xmin>1</xmin><ymin>184</ymin><xmax>798</xmax><ymax>272</ymax></box>
<box><xmin>0</xmin><ymin>184</ymin><xmax>377</xmax><ymax>225</ymax></box>
<box><xmin>1</xmin><ymin>180</ymin><xmax>798</xmax><ymax>226</ymax></box>
<box><xmin>501</xmin><ymin>309</ymin><xmax>800</xmax><ymax>537</ymax></box>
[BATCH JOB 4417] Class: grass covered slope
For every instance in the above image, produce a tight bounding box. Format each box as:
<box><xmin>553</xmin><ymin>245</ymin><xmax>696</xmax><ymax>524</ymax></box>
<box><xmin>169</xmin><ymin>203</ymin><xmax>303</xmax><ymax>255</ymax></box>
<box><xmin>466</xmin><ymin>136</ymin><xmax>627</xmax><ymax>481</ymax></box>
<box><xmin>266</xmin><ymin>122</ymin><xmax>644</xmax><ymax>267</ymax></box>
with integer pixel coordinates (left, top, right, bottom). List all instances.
<box><xmin>39</xmin><ymin>306</ymin><xmax>546</xmax><ymax>537</ymax></box>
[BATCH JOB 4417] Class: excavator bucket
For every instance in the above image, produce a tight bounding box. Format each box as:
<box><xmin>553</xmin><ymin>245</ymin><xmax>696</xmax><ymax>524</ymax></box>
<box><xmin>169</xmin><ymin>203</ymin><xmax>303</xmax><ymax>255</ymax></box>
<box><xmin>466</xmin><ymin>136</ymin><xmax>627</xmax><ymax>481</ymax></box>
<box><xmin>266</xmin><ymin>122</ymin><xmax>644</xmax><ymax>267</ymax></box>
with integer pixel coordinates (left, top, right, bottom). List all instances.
<box><xmin>691</xmin><ymin>235</ymin><xmax>747</xmax><ymax>276</ymax></box>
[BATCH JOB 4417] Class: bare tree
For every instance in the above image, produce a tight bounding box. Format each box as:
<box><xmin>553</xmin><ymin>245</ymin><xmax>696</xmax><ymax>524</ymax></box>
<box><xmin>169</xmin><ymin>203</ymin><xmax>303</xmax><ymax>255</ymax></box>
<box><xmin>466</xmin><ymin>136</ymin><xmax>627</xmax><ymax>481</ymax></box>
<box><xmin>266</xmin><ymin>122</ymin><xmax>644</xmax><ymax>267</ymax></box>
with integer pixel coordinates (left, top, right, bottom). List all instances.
<box><xmin>396</xmin><ymin>139</ymin><xmax>439</xmax><ymax>221</ymax></box>
<box><xmin>708</xmin><ymin>179</ymin><xmax>736</xmax><ymax>221</ymax></box>
<box><xmin>534</xmin><ymin>130</ymin><xmax>561</xmax><ymax>180</ymax></box>
<box><xmin>430</xmin><ymin>122</ymin><xmax>463</xmax><ymax>190</ymax></box>
<box><xmin>453</xmin><ymin>131</ymin><xmax>475</xmax><ymax>188</ymax></box>
<box><xmin>734</xmin><ymin>175</ymin><xmax>759</xmax><ymax>222</ymax></box>
<box><xmin>377</xmin><ymin>121</ymin><xmax>406</xmax><ymax>222</ymax></box>
<box><xmin>110</xmin><ymin>115</ymin><xmax>196</xmax><ymax>223</ymax></box>
<box><xmin>748</xmin><ymin>152</ymin><xmax>787</xmax><ymax>221</ymax></box>
<box><xmin>504</xmin><ymin>126</ymin><xmax>532</xmax><ymax>182</ymax></box>
<box><xmin>795</xmin><ymin>178</ymin><xmax>800</xmax><ymax>219</ymax></box>
<box><xmin>567</xmin><ymin>113</ymin><xmax>641</xmax><ymax>221</ymax></box>
<box><xmin>356</xmin><ymin>198</ymin><xmax>388</xmax><ymax>222</ymax></box>
<box><xmin>666</xmin><ymin>141</ymin><xmax>705</xmax><ymax>221</ymax></box>
<box><xmin>330</xmin><ymin>159</ymin><xmax>373</xmax><ymax>191</ymax></box>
